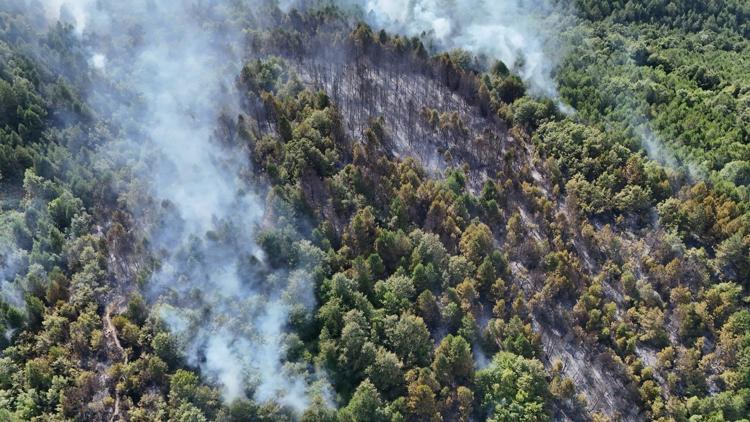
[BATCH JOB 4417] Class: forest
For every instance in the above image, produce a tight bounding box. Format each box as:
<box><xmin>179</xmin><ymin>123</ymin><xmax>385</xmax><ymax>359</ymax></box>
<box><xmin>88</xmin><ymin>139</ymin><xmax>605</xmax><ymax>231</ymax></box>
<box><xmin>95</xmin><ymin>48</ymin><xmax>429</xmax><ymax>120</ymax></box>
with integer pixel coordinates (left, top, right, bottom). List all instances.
<box><xmin>0</xmin><ymin>0</ymin><xmax>749</xmax><ymax>421</ymax></box>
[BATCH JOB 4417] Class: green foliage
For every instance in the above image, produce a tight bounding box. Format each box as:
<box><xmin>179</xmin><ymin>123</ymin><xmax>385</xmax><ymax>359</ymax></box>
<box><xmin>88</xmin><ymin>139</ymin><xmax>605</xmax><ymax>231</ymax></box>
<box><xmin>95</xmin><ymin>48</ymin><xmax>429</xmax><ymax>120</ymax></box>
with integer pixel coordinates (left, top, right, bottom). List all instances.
<box><xmin>459</xmin><ymin>222</ymin><xmax>493</xmax><ymax>265</ymax></box>
<box><xmin>169</xmin><ymin>370</ymin><xmax>220</xmax><ymax>420</ymax></box>
<box><xmin>385</xmin><ymin>313</ymin><xmax>432</xmax><ymax>368</ymax></box>
<box><xmin>339</xmin><ymin>379</ymin><xmax>389</xmax><ymax>422</ymax></box>
<box><xmin>431</xmin><ymin>334</ymin><xmax>473</xmax><ymax>387</ymax></box>
<box><xmin>152</xmin><ymin>332</ymin><xmax>182</xmax><ymax>370</ymax></box>
<box><xmin>574</xmin><ymin>0</ymin><xmax>750</xmax><ymax>36</ymax></box>
<box><xmin>2</xmin><ymin>3</ymin><xmax>750</xmax><ymax>421</ymax></box>
<box><xmin>366</xmin><ymin>347</ymin><xmax>405</xmax><ymax>399</ymax></box>
<box><xmin>476</xmin><ymin>352</ymin><xmax>550</xmax><ymax>421</ymax></box>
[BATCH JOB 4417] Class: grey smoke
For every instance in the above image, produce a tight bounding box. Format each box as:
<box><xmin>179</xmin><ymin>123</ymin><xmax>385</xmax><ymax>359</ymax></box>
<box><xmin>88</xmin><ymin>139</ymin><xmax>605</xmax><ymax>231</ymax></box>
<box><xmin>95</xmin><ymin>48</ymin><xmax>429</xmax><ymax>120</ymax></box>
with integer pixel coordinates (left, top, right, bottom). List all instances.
<box><xmin>0</xmin><ymin>234</ymin><xmax>27</xmax><ymax>309</ymax></box>
<box><xmin>42</xmin><ymin>0</ymin><xmax>323</xmax><ymax>412</ymax></box>
<box><xmin>38</xmin><ymin>0</ymin><xmax>575</xmax><ymax>413</ymax></box>
<box><xmin>637</xmin><ymin>124</ymin><xmax>704</xmax><ymax>181</ymax></box>
<box><xmin>43</xmin><ymin>0</ymin><xmax>94</xmax><ymax>33</ymax></box>
<box><xmin>603</xmin><ymin>46</ymin><xmax>705</xmax><ymax>180</ymax></box>
<box><xmin>473</xmin><ymin>344</ymin><xmax>491</xmax><ymax>369</ymax></box>
<box><xmin>315</xmin><ymin>0</ymin><xmax>572</xmax><ymax>100</ymax></box>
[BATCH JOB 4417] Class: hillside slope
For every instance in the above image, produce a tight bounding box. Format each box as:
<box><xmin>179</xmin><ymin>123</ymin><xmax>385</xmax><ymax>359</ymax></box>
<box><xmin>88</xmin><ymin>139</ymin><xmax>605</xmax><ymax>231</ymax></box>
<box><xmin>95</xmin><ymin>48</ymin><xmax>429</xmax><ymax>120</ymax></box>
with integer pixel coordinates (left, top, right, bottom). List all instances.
<box><xmin>0</xmin><ymin>2</ymin><xmax>748</xmax><ymax>422</ymax></box>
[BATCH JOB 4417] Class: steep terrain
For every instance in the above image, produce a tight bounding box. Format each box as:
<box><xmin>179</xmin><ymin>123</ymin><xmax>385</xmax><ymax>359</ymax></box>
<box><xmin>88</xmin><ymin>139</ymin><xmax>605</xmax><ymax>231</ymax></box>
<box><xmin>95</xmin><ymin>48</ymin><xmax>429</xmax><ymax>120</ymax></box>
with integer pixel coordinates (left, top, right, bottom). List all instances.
<box><xmin>0</xmin><ymin>2</ymin><xmax>749</xmax><ymax>422</ymax></box>
<box><xmin>273</xmin><ymin>31</ymin><xmax>645</xmax><ymax>418</ymax></box>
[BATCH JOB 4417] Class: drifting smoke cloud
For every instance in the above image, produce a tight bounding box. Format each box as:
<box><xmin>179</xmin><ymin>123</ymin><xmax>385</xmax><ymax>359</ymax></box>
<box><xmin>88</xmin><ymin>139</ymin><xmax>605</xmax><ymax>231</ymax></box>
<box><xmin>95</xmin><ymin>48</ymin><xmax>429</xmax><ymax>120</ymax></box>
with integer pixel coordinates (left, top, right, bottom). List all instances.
<box><xmin>41</xmin><ymin>0</ymin><xmax>322</xmax><ymax>412</ymax></box>
<box><xmin>320</xmin><ymin>0</ymin><xmax>572</xmax><ymax>99</ymax></box>
<box><xmin>597</xmin><ymin>42</ymin><xmax>704</xmax><ymax>181</ymax></box>
<box><xmin>638</xmin><ymin>124</ymin><xmax>703</xmax><ymax>181</ymax></box>
<box><xmin>42</xmin><ymin>0</ymin><xmax>94</xmax><ymax>33</ymax></box>
<box><xmin>0</xmin><ymin>236</ymin><xmax>27</xmax><ymax>309</ymax></box>
<box><xmin>36</xmin><ymin>0</ymin><xmax>575</xmax><ymax>413</ymax></box>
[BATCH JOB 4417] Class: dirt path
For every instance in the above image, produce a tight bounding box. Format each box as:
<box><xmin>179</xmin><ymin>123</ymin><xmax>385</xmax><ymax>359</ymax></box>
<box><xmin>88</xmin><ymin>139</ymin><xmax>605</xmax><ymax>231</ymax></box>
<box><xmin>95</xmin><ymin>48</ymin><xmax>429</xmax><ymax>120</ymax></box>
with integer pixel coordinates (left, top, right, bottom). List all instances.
<box><xmin>96</xmin><ymin>220</ymin><xmax>142</xmax><ymax>421</ymax></box>
<box><xmin>103</xmin><ymin>298</ymin><xmax>127</xmax><ymax>422</ymax></box>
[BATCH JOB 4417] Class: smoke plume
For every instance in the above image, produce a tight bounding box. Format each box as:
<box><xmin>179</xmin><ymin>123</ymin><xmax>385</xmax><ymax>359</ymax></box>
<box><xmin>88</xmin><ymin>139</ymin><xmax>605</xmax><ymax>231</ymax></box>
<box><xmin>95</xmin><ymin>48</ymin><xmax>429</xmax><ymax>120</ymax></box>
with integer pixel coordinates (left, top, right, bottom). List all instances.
<box><xmin>37</xmin><ymin>0</ymin><xmax>576</xmax><ymax>413</ymax></box>
<box><xmin>41</xmin><ymin>0</ymin><xmax>321</xmax><ymax>412</ymax></box>
<box><xmin>42</xmin><ymin>0</ymin><xmax>94</xmax><ymax>33</ymax></box>
<box><xmin>0</xmin><ymin>234</ymin><xmax>26</xmax><ymax>309</ymax></box>
<box><xmin>314</xmin><ymin>0</ymin><xmax>572</xmax><ymax>99</ymax></box>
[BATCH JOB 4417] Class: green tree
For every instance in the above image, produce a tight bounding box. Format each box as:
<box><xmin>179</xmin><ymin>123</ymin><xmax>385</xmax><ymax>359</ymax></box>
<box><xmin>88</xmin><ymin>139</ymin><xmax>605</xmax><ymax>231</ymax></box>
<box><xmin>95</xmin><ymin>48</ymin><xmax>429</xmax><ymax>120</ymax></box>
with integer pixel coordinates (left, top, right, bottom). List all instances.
<box><xmin>152</xmin><ymin>332</ymin><xmax>182</xmax><ymax>370</ymax></box>
<box><xmin>715</xmin><ymin>233</ymin><xmax>750</xmax><ymax>284</ymax></box>
<box><xmin>405</xmin><ymin>369</ymin><xmax>441</xmax><ymax>422</ymax></box>
<box><xmin>344</xmin><ymin>207</ymin><xmax>378</xmax><ymax>256</ymax></box>
<box><xmin>476</xmin><ymin>352</ymin><xmax>549</xmax><ymax>421</ymax></box>
<box><xmin>385</xmin><ymin>314</ymin><xmax>432</xmax><ymax>368</ymax></box>
<box><xmin>432</xmin><ymin>334</ymin><xmax>474</xmax><ymax>387</ymax></box>
<box><xmin>366</xmin><ymin>347</ymin><xmax>405</xmax><ymax>399</ymax></box>
<box><xmin>459</xmin><ymin>222</ymin><xmax>493</xmax><ymax>265</ymax></box>
<box><xmin>339</xmin><ymin>379</ymin><xmax>389</xmax><ymax>422</ymax></box>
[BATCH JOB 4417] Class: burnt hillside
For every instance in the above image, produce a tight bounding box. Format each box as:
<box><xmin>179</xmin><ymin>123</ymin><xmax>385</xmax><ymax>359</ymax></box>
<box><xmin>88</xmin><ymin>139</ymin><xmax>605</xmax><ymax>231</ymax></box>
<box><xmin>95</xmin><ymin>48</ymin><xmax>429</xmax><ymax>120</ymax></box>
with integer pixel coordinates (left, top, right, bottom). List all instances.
<box><xmin>2</xmin><ymin>2</ymin><xmax>749</xmax><ymax>422</ymax></box>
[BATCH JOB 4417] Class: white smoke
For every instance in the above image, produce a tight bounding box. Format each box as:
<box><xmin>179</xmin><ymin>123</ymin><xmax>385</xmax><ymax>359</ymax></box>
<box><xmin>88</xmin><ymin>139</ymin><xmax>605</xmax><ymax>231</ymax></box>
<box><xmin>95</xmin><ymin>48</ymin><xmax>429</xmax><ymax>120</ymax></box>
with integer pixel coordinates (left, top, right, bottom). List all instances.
<box><xmin>324</xmin><ymin>0</ymin><xmax>572</xmax><ymax>99</ymax></box>
<box><xmin>638</xmin><ymin>125</ymin><xmax>704</xmax><ymax>181</ymax></box>
<box><xmin>0</xmin><ymin>235</ymin><xmax>27</xmax><ymax>309</ymax></box>
<box><xmin>42</xmin><ymin>0</ymin><xmax>94</xmax><ymax>33</ymax></box>
<box><xmin>90</xmin><ymin>53</ymin><xmax>106</xmax><ymax>71</ymax></box>
<box><xmin>35</xmin><ymin>0</ymin><xmax>574</xmax><ymax>413</ymax></box>
<box><xmin>40</xmin><ymin>0</ymin><xmax>321</xmax><ymax>412</ymax></box>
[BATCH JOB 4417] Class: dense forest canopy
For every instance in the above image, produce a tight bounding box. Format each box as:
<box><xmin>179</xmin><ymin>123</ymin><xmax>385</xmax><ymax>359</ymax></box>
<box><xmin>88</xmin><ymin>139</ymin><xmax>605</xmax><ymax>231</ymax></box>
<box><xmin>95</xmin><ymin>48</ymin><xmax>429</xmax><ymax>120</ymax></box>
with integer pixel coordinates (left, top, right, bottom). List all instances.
<box><xmin>0</xmin><ymin>0</ymin><xmax>749</xmax><ymax>421</ymax></box>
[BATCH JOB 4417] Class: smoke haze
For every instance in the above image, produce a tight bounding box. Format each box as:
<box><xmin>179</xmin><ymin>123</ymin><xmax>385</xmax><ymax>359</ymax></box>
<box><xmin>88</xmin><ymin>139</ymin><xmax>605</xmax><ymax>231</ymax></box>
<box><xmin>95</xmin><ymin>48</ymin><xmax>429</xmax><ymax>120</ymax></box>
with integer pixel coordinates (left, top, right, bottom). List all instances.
<box><xmin>36</xmin><ymin>0</ymin><xmax>574</xmax><ymax>413</ymax></box>
<box><xmin>319</xmin><ymin>0</ymin><xmax>573</xmax><ymax>99</ymax></box>
<box><xmin>40</xmin><ymin>0</ymin><xmax>321</xmax><ymax>411</ymax></box>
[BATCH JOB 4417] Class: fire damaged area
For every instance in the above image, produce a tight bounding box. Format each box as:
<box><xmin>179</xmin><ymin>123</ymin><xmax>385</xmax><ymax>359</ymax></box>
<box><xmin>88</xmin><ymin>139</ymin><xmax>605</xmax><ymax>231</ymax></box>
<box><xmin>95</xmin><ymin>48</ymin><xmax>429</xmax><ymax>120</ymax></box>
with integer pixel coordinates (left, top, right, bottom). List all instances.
<box><xmin>236</xmin><ymin>16</ymin><xmax>656</xmax><ymax>419</ymax></box>
<box><xmin>1</xmin><ymin>1</ymin><xmax>748</xmax><ymax>421</ymax></box>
